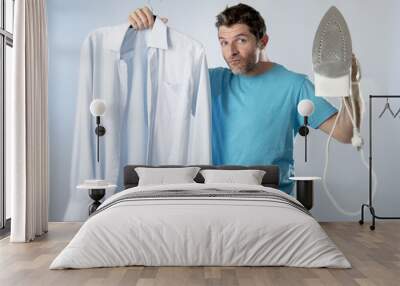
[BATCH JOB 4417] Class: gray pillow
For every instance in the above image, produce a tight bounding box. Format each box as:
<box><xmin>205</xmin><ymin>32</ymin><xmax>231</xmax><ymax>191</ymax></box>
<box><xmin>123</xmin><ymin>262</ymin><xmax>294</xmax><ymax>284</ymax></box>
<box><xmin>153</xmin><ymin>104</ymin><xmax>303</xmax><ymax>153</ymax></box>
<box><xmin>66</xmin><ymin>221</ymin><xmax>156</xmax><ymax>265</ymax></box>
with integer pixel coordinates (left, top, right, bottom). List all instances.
<box><xmin>135</xmin><ymin>167</ymin><xmax>201</xmax><ymax>186</ymax></box>
<box><xmin>200</xmin><ymin>169</ymin><xmax>266</xmax><ymax>185</ymax></box>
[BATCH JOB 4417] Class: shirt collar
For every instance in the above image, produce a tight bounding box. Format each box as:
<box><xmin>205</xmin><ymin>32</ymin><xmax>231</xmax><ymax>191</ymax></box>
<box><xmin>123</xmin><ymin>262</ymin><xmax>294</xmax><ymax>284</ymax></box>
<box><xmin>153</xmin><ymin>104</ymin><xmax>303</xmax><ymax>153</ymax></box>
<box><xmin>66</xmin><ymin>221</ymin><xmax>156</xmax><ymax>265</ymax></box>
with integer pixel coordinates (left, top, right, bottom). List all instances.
<box><xmin>147</xmin><ymin>17</ymin><xmax>168</xmax><ymax>49</ymax></box>
<box><xmin>108</xmin><ymin>17</ymin><xmax>169</xmax><ymax>52</ymax></box>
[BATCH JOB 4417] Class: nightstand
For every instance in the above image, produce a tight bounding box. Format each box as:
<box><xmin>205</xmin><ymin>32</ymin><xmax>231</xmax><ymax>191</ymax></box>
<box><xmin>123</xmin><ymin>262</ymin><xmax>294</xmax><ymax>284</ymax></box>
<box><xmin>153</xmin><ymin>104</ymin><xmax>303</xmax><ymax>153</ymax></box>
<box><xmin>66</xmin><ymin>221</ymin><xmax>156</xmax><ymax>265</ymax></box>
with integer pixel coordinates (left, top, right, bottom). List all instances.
<box><xmin>289</xmin><ymin>177</ymin><xmax>321</xmax><ymax>210</ymax></box>
<box><xmin>77</xmin><ymin>180</ymin><xmax>117</xmax><ymax>215</ymax></box>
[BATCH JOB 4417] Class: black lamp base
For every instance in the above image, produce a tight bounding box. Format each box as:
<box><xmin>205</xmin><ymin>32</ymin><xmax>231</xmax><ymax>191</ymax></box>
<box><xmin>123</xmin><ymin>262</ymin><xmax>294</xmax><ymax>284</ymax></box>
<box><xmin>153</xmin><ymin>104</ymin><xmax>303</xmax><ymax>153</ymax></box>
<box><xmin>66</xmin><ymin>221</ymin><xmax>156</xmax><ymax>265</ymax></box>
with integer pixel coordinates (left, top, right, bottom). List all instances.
<box><xmin>299</xmin><ymin>126</ymin><xmax>309</xmax><ymax>136</ymax></box>
<box><xmin>88</xmin><ymin>189</ymin><xmax>106</xmax><ymax>215</ymax></box>
<box><xmin>296</xmin><ymin>181</ymin><xmax>314</xmax><ymax>210</ymax></box>
<box><xmin>95</xmin><ymin>126</ymin><xmax>106</xmax><ymax>136</ymax></box>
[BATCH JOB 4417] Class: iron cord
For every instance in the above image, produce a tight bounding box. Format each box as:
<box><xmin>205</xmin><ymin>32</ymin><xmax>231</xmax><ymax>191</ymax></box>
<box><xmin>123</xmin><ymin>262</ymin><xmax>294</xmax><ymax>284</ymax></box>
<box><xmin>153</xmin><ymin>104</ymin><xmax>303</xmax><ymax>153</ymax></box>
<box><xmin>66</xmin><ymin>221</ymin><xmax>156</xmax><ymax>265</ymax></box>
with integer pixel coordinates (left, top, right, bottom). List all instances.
<box><xmin>322</xmin><ymin>78</ymin><xmax>378</xmax><ymax>217</ymax></box>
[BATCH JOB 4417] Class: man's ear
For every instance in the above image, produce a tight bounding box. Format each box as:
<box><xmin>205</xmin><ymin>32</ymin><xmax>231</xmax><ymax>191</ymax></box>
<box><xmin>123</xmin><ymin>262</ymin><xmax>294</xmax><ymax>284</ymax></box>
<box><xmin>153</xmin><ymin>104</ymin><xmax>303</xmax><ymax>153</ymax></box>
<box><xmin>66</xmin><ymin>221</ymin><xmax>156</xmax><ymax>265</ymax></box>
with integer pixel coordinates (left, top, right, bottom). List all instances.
<box><xmin>258</xmin><ymin>35</ymin><xmax>269</xmax><ymax>49</ymax></box>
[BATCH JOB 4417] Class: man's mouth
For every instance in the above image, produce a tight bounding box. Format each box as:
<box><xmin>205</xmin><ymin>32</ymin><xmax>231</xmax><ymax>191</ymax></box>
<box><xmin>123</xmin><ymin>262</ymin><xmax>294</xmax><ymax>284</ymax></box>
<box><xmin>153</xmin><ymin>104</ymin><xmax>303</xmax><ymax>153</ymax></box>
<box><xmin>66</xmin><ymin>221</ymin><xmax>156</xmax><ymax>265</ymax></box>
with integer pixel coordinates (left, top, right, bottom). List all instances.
<box><xmin>229</xmin><ymin>59</ymin><xmax>241</xmax><ymax>65</ymax></box>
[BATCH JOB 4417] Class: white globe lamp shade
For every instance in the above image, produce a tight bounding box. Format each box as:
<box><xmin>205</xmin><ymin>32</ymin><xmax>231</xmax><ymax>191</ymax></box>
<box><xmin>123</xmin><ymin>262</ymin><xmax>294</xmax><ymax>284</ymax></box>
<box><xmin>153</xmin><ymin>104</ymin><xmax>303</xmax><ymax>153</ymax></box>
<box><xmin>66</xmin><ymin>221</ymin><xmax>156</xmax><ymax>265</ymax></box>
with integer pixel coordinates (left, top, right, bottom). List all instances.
<box><xmin>297</xmin><ymin>99</ymin><xmax>315</xmax><ymax>117</ymax></box>
<box><xmin>90</xmin><ymin>99</ymin><xmax>106</xmax><ymax>117</ymax></box>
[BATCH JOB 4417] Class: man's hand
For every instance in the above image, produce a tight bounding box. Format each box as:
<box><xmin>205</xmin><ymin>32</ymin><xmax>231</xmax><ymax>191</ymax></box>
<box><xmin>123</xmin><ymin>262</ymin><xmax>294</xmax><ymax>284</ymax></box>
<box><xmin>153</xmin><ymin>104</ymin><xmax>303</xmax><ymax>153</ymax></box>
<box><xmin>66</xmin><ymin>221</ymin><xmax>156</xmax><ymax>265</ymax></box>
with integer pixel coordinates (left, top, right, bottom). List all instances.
<box><xmin>128</xmin><ymin>6</ymin><xmax>168</xmax><ymax>29</ymax></box>
<box><xmin>351</xmin><ymin>53</ymin><xmax>361</xmax><ymax>82</ymax></box>
<box><xmin>319</xmin><ymin>53</ymin><xmax>364</xmax><ymax>144</ymax></box>
<box><xmin>345</xmin><ymin>53</ymin><xmax>363</xmax><ymax>130</ymax></box>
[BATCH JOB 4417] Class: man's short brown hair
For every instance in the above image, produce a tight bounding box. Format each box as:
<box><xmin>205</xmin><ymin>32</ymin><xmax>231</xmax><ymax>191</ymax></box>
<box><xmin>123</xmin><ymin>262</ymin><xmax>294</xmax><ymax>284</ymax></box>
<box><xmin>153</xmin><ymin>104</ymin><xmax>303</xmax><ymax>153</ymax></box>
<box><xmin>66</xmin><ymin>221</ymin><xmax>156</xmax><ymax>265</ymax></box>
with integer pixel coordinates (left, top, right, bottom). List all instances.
<box><xmin>215</xmin><ymin>3</ymin><xmax>267</xmax><ymax>41</ymax></box>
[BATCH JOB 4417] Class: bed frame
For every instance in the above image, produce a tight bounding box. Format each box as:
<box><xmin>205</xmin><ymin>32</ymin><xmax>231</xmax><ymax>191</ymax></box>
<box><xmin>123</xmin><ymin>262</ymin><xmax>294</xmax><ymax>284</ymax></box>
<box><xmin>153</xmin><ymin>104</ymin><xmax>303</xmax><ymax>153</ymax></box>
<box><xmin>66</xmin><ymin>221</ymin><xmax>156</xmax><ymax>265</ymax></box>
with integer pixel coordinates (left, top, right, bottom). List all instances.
<box><xmin>123</xmin><ymin>165</ymin><xmax>280</xmax><ymax>189</ymax></box>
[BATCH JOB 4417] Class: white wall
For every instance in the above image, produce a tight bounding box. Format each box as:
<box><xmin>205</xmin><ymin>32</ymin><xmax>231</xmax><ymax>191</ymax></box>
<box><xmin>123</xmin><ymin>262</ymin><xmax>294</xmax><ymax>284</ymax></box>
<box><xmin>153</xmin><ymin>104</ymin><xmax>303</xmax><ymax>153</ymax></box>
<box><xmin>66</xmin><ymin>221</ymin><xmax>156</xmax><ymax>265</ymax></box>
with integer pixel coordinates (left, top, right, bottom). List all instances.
<box><xmin>47</xmin><ymin>0</ymin><xmax>400</xmax><ymax>221</ymax></box>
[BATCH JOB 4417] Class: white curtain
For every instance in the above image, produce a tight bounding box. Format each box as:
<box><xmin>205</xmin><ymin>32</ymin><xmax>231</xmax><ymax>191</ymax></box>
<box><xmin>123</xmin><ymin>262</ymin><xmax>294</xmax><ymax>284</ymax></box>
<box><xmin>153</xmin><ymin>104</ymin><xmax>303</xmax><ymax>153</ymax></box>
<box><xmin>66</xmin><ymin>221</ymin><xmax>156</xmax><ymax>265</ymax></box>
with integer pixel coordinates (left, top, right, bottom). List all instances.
<box><xmin>8</xmin><ymin>0</ymin><xmax>49</xmax><ymax>242</ymax></box>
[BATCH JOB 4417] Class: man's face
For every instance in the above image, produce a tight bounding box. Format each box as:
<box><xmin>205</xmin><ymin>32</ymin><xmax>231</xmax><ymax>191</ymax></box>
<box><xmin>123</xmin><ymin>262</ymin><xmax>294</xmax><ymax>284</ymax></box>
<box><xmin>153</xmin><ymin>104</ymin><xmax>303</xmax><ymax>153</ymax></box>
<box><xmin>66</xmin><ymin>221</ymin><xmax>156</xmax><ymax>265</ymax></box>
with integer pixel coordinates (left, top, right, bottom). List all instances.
<box><xmin>218</xmin><ymin>24</ymin><xmax>264</xmax><ymax>75</ymax></box>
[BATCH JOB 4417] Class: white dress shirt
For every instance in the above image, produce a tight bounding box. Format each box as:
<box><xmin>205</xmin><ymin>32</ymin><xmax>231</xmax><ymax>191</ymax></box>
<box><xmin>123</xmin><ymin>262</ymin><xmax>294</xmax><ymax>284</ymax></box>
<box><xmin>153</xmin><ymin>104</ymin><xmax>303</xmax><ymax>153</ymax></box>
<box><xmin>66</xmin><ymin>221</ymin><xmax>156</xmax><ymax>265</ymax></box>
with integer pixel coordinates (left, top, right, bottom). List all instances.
<box><xmin>65</xmin><ymin>18</ymin><xmax>212</xmax><ymax>220</ymax></box>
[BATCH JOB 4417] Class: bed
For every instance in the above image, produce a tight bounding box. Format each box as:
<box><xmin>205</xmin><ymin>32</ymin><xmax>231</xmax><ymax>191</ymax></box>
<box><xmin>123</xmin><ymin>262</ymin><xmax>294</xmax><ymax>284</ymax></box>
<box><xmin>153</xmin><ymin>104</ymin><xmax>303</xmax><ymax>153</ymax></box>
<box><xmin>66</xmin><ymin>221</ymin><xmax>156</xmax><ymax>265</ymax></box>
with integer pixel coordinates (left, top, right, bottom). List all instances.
<box><xmin>50</xmin><ymin>165</ymin><xmax>350</xmax><ymax>269</ymax></box>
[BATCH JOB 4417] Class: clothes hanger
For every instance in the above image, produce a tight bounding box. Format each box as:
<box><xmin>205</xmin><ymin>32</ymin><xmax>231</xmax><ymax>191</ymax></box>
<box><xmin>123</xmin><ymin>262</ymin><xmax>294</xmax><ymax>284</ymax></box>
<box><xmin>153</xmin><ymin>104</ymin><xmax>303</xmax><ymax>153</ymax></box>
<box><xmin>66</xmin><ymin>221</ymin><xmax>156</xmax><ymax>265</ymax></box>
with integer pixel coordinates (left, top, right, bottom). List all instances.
<box><xmin>378</xmin><ymin>97</ymin><xmax>395</xmax><ymax>118</ymax></box>
<box><xmin>393</xmin><ymin>106</ymin><xmax>400</xmax><ymax>118</ymax></box>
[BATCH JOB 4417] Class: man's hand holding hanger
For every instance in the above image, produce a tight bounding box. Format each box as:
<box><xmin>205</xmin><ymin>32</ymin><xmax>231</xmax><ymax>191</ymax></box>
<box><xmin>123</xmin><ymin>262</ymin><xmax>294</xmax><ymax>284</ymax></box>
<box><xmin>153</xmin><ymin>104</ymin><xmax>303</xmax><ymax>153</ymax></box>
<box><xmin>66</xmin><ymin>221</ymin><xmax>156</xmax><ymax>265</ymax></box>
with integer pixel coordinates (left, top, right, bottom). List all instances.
<box><xmin>128</xmin><ymin>6</ymin><xmax>168</xmax><ymax>29</ymax></box>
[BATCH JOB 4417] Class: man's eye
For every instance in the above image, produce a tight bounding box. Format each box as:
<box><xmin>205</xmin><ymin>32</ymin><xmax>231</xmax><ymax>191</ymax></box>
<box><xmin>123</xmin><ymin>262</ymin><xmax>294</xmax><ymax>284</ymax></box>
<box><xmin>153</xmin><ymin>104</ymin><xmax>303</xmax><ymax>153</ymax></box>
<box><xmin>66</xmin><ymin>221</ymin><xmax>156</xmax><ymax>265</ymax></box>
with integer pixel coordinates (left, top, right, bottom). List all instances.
<box><xmin>238</xmin><ymin>38</ymin><xmax>247</xmax><ymax>43</ymax></box>
<box><xmin>220</xmin><ymin>41</ymin><xmax>228</xmax><ymax>46</ymax></box>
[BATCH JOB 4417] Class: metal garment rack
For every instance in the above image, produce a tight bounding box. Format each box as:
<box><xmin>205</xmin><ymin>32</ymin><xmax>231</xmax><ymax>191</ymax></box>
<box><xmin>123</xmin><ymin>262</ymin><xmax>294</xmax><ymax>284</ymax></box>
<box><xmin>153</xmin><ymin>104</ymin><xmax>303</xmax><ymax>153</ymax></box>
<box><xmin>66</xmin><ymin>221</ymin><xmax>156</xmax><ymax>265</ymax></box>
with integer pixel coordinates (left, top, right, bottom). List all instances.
<box><xmin>359</xmin><ymin>95</ymin><xmax>400</xmax><ymax>230</ymax></box>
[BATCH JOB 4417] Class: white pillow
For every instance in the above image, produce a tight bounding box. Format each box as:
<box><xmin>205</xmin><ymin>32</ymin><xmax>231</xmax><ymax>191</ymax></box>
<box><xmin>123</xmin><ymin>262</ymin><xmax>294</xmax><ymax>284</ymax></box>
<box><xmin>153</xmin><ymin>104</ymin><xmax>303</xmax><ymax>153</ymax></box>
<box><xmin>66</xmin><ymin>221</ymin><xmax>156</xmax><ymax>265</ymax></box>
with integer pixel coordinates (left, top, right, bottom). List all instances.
<box><xmin>135</xmin><ymin>167</ymin><xmax>200</xmax><ymax>186</ymax></box>
<box><xmin>200</xmin><ymin>169</ymin><xmax>266</xmax><ymax>185</ymax></box>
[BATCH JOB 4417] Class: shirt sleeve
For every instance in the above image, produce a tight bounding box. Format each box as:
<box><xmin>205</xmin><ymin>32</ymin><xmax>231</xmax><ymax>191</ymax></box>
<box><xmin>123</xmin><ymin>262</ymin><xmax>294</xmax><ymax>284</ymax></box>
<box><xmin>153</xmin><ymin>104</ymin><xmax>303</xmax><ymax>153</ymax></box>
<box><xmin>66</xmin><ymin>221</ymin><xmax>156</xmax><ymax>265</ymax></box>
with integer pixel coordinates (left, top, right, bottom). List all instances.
<box><xmin>297</xmin><ymin>77</ymin><xmax>338</xmax><ymax>129</ymax></box>
<box><xmin>208</xmin><ymin>67</ymin><xmax>225</xmax><ymax>98</ymax></box>
<box><xmin>71</xmin><ymin>35</ymin><xmax>96</xmax><ymax>190</ymax></box>
<box><xmin>187</xmin><ymin>52</ymin><xmax>212</xmax><ymax>164</ymax></box>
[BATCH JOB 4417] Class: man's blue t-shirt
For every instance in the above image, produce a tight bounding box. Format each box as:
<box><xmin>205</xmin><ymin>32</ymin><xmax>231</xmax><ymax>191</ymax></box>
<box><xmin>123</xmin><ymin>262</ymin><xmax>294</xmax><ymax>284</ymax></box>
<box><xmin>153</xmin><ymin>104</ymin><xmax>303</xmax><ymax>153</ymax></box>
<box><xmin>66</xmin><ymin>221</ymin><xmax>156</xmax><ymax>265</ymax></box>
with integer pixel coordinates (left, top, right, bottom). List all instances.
<box><xmin>209</xmin><ymin>63</ymin><xmax>337</xmax><ymax>194</ymax></box>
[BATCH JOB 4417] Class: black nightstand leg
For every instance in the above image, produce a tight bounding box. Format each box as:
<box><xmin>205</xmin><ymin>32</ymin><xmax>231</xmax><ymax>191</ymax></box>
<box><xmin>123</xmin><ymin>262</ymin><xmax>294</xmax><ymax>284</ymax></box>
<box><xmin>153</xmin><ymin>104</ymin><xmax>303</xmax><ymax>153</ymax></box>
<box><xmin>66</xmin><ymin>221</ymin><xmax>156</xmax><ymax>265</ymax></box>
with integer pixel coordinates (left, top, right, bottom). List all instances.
<box><xmin>88</xmin><ymin>189</ymin><xmax>105</xmax><ymax>215</ymax></box>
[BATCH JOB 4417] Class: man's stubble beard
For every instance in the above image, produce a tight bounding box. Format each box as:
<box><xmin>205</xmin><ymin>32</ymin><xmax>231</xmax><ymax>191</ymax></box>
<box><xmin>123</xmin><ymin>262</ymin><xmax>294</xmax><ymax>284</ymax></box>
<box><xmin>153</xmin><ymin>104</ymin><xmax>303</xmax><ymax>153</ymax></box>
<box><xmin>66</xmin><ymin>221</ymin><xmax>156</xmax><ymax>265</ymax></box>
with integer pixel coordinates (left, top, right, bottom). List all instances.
<box><xmin>226</xmin><ymin>52</ymin><xmax>260</xmax><ymax>75</ymax></box>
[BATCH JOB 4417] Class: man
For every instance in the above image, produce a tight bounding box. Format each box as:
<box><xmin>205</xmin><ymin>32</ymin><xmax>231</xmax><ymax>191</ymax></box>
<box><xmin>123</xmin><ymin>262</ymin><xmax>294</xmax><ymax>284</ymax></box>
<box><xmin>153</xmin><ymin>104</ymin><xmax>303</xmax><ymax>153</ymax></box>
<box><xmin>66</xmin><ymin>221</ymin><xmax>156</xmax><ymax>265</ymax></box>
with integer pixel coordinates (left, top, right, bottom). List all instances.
<box><xmin>129</xmin><ymin>4</ymin><xmax>357</xmax><ymax>194</ymax></box>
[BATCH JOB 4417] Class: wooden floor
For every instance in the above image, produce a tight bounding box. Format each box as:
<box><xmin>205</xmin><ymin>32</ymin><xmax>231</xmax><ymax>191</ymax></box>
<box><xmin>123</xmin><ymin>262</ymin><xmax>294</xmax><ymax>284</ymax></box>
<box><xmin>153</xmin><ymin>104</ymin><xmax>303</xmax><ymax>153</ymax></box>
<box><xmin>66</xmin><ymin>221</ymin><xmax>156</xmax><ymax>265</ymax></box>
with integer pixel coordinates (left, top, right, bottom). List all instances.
<box><xmin>0</xmin><ymin>222</ymin><xmax>399</xmax><ymax>286</ymax></box>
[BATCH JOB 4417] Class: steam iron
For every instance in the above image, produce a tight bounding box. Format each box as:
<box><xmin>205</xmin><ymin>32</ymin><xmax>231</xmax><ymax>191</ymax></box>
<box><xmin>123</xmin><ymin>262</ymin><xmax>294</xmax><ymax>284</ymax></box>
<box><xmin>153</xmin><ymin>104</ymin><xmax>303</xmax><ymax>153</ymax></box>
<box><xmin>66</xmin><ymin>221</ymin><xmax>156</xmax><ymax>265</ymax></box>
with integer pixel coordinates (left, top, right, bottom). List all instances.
<box><xmin>312</xmin><ymin>6</ymin><xmax>352</xmax><ymax>98</ymax></box>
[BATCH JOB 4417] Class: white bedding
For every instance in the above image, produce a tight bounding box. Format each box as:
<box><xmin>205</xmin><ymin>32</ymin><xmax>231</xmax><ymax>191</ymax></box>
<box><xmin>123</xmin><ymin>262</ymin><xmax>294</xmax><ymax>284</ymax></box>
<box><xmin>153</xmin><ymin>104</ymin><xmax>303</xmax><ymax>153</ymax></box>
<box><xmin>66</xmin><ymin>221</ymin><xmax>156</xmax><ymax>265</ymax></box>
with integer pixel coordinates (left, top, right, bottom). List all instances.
<box><xmin>50</xmin><ymin>183</ymin><xmax>351</xmax><ymax>269</ymax></box>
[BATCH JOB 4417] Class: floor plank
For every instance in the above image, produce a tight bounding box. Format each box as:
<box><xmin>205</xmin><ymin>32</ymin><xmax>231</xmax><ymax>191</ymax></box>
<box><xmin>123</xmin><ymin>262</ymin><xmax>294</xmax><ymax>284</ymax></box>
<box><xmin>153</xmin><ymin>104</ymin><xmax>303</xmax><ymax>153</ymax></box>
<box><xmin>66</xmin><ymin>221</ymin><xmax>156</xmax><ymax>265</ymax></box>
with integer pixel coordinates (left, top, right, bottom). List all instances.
<box><xmin>0</xmin><ymin>222</ymin><xmax>399</xmax><ymax>286</ymax></box>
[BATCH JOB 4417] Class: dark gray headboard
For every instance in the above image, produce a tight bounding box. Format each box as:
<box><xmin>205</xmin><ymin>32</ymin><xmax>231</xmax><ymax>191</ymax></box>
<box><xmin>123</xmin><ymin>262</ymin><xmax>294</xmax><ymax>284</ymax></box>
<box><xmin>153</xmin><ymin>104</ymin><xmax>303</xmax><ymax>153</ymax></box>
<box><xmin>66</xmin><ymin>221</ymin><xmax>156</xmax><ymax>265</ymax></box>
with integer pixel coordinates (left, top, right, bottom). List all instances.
<box><xmin>124</xmin><ymin>165</ymin><xmax>280</xmax><ymax>189</ymax></box>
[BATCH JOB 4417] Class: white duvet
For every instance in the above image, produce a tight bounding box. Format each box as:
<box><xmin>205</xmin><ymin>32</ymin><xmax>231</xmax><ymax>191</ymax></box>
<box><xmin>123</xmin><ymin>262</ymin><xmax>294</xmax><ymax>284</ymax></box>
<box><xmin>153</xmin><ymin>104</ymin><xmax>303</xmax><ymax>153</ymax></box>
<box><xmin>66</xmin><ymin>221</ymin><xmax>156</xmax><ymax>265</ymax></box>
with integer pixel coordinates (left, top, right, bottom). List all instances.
<box><xmin>50</xmin><ymin>183</ymin><xmax>351</xmax><ymax>269</ymax></box>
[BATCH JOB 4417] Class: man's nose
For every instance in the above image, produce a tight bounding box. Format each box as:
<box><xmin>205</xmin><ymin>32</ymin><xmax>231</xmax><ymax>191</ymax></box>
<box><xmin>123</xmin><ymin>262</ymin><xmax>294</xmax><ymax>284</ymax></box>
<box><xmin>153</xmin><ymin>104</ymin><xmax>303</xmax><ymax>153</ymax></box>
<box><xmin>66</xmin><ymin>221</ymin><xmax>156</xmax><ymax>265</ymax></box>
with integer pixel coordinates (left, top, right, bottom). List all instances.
<box><xmin>228</xmin><ymin>43</ymin><xmax>239</xmax><ymax>57</ymax></box>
